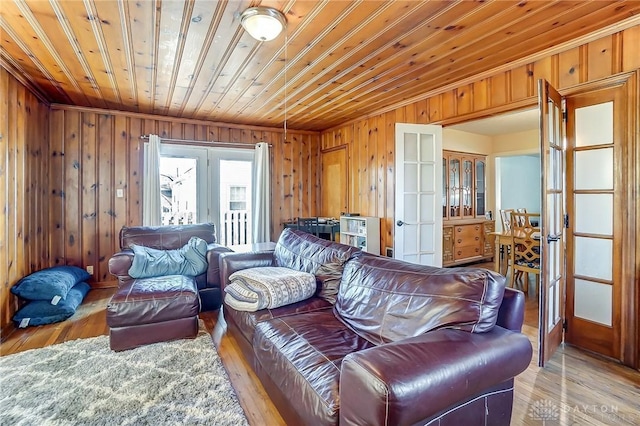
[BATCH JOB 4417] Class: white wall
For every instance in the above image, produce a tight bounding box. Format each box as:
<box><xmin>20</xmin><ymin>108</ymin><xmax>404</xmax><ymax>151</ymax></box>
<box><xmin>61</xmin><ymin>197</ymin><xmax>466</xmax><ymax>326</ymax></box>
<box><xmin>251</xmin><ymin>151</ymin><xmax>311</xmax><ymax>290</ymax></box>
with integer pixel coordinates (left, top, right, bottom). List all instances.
<box><xmin>443</xmin><ymin>128</ymin><xmax>493</xmax><ymax>153</ymax></box>
<box><xmin>496</xmin><ymin>155</ymin><xmax>541</xmax><ymax>229</ymax></box>
<box><xmin>492</xmin><ymin>129</ymin><xmax>539</xmax><ymax>155</ymax></box>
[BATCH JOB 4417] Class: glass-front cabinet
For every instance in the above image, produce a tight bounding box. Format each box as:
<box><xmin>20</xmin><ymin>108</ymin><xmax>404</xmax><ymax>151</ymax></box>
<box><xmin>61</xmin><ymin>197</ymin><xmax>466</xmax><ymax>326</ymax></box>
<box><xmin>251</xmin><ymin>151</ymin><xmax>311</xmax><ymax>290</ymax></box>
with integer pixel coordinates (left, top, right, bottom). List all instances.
<box><xmin>443</xmin><ymin>151</ymin><xmax>487</xmax><ymax>220</ymax></box>
<box><xmin>442</xmin><ymin>150</ymin><xmax>493</xmax><ymax>267</ymax></box>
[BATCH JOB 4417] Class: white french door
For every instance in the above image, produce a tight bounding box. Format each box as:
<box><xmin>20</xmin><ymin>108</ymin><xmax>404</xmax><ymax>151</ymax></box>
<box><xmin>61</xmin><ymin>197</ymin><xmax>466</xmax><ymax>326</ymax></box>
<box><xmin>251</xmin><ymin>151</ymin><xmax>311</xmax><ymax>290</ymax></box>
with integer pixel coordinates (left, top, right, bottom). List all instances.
<box><xmin>394</xmin><ymin>123</ymin><xmax>443</xmax><ymax>266</ymax></box>
<box><xmin>538</xmin><ymin>79</ymin><xmax>566</xmax><ymax>367</ymax></box>
<box><xmin>538</xmin><ymin>79</ymin><xmax>625</xmax><ymax>366</ymax></box>
<box><xmin>156</xmin><ymin>145</ymin><xmax>254</xmax><ymax>245</ymax></box>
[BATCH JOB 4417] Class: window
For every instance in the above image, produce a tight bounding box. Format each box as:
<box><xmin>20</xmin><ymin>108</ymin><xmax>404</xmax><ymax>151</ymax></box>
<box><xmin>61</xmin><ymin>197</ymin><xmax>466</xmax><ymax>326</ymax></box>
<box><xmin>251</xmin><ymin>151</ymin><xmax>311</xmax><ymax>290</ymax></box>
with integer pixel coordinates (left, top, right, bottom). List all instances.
<box><xmin>229</xmin><ymin>186</ymin><xmax>247</xmax><ymax>210</ymax></box>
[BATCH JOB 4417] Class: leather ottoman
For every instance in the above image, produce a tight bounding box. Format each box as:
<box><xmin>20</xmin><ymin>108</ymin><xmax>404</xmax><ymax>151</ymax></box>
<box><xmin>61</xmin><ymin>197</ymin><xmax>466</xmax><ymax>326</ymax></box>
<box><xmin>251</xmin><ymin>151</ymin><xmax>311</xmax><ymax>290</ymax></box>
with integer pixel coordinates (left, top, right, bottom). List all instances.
<box><xmin>106</xmin><ymin>275</ymin><xmax>200</xmax><ymax>351</ymax></box>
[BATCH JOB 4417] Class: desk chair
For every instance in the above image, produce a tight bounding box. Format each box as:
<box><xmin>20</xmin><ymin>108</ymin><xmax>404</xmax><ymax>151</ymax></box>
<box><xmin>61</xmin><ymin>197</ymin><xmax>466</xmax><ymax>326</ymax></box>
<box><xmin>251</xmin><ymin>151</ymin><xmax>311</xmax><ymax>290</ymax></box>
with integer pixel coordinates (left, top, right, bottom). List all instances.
<box><xmin>509</xmin><ymin>212</ymin><xmax>541</xmax><ymax>296</ymax></box>
<box><xmin>297</xmin><ymin>217</ymin><xmax>320</xmax><ymax>237</ymax></box>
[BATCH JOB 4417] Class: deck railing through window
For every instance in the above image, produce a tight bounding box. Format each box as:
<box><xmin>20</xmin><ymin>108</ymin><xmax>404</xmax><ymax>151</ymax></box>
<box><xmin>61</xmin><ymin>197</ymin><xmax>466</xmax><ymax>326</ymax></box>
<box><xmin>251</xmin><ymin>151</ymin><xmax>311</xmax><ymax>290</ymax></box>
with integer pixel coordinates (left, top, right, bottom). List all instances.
<box><xmin>221</xmin><ymin>210</ymin><xmax>250</xmax><ymax>245</ymax></box>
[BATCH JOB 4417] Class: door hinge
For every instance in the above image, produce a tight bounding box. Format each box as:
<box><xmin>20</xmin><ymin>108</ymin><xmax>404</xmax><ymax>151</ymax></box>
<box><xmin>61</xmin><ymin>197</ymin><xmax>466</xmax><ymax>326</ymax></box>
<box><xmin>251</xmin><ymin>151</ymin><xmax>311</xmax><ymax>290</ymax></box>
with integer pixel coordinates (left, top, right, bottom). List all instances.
<box><xmin>564</xmin><ymin>213</ymin><xmax>569</xmax><ymax>228</ymax></box>
<box><xmin>562</xmin><ymin>319</ymin><xmax>567</xmax><ymax>331</ymax></box>
<box><xmin>562</xmin><ymin>110</ymin><xmax>567</xmax><ymax>122</ymax></box>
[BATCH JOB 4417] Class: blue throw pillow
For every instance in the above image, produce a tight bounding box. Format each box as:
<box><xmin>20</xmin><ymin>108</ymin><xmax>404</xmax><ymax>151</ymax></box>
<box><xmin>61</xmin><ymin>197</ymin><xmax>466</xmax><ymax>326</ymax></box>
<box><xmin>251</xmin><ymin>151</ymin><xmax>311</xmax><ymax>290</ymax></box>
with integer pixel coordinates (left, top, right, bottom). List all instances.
<box><xmin>13</xmin><ymin>282</ymin><xmax>91</xmax><ymax>327</ymax></box>
<box><xmin>128</xmin><ymin>237</ymin><xmax>209</xmax><ymax>279</ymax></box>
<box><xmin>11</xmin><ymin>266</ymin><xmax>91</xmax><ymax>304</ymax></box>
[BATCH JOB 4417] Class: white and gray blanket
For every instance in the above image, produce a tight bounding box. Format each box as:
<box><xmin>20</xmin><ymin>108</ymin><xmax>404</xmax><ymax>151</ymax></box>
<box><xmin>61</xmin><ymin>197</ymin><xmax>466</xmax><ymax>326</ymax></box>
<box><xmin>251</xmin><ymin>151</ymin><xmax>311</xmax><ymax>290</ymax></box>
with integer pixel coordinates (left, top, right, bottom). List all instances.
<box><xmin>224</xmin><ymin>267</ymin><xmax>316</xmax><ymax>312</ymax></box>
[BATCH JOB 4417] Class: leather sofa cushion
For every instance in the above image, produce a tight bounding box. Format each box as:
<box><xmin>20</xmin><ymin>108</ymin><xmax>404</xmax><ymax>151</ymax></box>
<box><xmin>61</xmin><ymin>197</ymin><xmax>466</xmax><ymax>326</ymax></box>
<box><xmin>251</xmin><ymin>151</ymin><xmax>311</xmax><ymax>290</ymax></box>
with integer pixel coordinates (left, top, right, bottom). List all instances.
<box><xmin>253</xmin><ymin>310</ymin><xmax>374</xmax><ymax>426</ymax></box>
<box><xmin>273</xmin><ymin>229</ymin><xmax>360</xmax><ymax>303</ymax></box>
<box><xmin>225</xmin><ymin>296</ymin><xmax>332</xmax><ymax>345</ymax></box>
<box><xmin>335</xmin><ymin>255</ymin><xmax>506</xmax><ymax>344</ymax></box>
<box><xmin>106</xmin><ymin>275</ymin><xmax>199</xmax><ymax>327</ymax></box>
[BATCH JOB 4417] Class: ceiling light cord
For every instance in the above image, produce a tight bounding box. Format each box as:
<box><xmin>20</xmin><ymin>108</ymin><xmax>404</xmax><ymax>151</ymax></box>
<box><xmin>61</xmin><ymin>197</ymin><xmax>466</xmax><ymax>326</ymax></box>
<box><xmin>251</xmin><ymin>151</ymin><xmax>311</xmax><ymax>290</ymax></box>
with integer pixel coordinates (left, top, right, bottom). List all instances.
<box><xmin>284</xmin><ymin>35</ymin><xmax>288</xmax><ymax>142</ymax></box>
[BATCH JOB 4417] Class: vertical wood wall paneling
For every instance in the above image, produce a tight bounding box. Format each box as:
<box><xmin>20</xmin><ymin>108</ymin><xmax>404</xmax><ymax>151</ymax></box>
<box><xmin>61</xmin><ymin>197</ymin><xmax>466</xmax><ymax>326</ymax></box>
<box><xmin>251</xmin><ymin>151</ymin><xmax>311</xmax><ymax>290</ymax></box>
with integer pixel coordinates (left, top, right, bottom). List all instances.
<box><xmin>320</xmin><ymin>26</ymin><xmax>640</xmax><ymax>257</ymax></box>
<box><xmin>0</xmin><ymin>73</ymin><xmax>8</xmax><ymax>322</ymax></box>
<box><xmin>63</xmin><ymin>112</ymin><xmax>81</xmax><ymax>266</ymax></box>
<box><xmin>367</xmin><ymin>117</ymin><xmax>378</xmax><ymax>248</ymax></box>
<box><xmin>97</xmin><ymin>114</ymin><xmax>114</xmax><ymax>282</ymax></box>
<box><xmin>14</xmin><ymin>84</ymin><xmax>26</xmax><ymax>290</ymax></box>
<box><xmin>375</xmin><ymin>114</ymin><xmax>387</xmax><ymax>253</ymax></box>
<box><xmin>41</xmin><ymin>109</ymin><xmax>319</xmax><ymax>286</ymax></box>
<box><xmin>622</xmin><ymin>26</ymin><xmax>640</xmax><ymax>72</ymax></box>
<box><xmin>1</xmin><ymin>69</ymin><xmax>50</xmax><ymax>335</ymax></box>
<box><xmin>113</xmin><ymin>116</ymin><xmax>129</xmax><ymax>245</ymax></box>
<box><xmin>127</xmin><ymin>117</ymin><xmax>143</xmax><ymax>227</ymax></box>
<box><xmin>81</xmin><ymin>112</ymin><xmax>97</xmax><ymax>282</ymax></box>
<box><xmin>587</xmin><ymin>35</ymin><xmax>614</xmax><ymax>81</ymax></box>
<box><xmin>49</xmin><ymin>110</ymin><xmax>65</xmax><ymax>265</ymax></box>
<box><xmin>384</xmin><ymin>111</ymin><xmax>395</xmax><ymax>253</ymax></box>
<box><xmin>558</xmin><ymin>46</ymin><xmax>582</xmax><ymax>89</ymax></box>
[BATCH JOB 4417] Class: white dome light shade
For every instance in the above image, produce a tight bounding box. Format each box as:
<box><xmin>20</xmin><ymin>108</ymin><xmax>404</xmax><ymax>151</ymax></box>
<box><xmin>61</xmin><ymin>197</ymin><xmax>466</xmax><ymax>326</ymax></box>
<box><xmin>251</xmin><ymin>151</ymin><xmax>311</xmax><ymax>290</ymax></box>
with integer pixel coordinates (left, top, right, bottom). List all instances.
<box><xmin>240</xmin><ymin>7</ymin><xmax>287</xmax><ymax>41</ymax></box>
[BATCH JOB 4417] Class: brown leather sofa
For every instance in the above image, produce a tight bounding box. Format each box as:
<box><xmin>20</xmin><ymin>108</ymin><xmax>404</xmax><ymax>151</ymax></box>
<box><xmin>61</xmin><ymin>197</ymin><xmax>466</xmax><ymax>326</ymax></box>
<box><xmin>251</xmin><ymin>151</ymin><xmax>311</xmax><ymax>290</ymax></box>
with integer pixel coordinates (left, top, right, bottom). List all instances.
<box><xmin>108</xmin><ymin>223</ymin><xmax>232</xmax><ymax>311</ymax></box>
<box><xmin>218</xmin><ymin>229</ymin><xmax>533</xmax><ymax>426</ymax></box>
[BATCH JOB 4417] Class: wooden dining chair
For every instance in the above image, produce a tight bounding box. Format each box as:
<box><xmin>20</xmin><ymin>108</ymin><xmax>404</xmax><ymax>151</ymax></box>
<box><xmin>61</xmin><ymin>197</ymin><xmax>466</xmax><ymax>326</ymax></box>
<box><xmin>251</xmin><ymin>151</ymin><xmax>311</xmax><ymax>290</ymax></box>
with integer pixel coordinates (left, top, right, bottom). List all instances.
<box><xmin>296</xmin><ymin>217</ymin><xmax>320</xmax><ymax>237</ymax></box>
<box><xmin>499</xmin><ymin>209</ymin><xmax>514</xmax><ymax>232</ymax></box>
<box><xmin>497</xmin><ymin>209</ymin><xmax>516</xmax><ymax>276</ymax></box>
<box><xmin>509</xmin><ymin>212</ymin><xmax>541</xmax><ymax>296</ymax></box>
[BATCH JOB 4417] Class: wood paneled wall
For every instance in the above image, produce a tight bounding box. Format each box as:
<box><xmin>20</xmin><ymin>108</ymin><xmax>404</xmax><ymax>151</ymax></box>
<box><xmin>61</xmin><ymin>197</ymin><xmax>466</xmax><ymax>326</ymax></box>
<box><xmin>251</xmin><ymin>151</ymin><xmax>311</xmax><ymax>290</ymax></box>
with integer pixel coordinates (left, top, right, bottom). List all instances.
<box><xmin>47</xmin><ymin>107</ymin><xmax>320</xmax><ymax>285</ymax></box>
<box><xmin>2</xmin><ymin>73</ymin><xmax>320</xmax><ymax>333</ymax></box>
<box><xmin>1</xmin><ymin>68</ymin><xmax>50</xmax><ymax>335</ymax></box>
<box><xmin>321</xmin><ymin>25</ymin><xmax>640</xmax><ymax>254</ymax></box>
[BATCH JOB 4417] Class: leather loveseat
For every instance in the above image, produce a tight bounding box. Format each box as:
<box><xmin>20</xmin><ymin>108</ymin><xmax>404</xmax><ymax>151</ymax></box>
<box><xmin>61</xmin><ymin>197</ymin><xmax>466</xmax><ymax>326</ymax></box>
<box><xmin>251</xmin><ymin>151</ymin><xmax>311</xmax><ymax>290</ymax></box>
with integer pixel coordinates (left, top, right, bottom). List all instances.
<box><xmin>108</xmin><ymin>223</ymin><xmax>232</xmax><ymax>311</ymax></box>
<box><xmin>218</xmin><ymin>229</ymin><xmax>533</xmax><ymax>426</ymax></box>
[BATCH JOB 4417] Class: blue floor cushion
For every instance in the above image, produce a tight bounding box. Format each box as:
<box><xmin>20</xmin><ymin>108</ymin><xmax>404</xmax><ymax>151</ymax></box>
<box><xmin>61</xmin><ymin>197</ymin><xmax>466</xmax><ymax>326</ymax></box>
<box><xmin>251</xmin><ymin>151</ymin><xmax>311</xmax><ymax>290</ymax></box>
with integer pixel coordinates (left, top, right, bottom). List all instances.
<box><xmin>13</xmin><ymin>282</ymin><xmax>91</xmax><ymax>327</ymax></box>
<box><xmin>11</xmin><ymin>265</ymin><xmax>90</xmax><ymax>304</ymax></box>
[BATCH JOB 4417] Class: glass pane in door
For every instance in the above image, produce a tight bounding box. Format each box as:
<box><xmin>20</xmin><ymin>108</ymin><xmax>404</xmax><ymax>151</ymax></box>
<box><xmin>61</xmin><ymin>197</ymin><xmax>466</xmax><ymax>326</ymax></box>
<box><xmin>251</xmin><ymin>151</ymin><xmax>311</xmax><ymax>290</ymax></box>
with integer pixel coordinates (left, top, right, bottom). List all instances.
<box><xmin>219</xmin><ymin>160</ymin><xmax>253</xmax><ymax>245</ymax></box>
<box><xmin>159</xmin><ymin>156</ymin><xmax>198</xmax><ymax>225</ymax></box>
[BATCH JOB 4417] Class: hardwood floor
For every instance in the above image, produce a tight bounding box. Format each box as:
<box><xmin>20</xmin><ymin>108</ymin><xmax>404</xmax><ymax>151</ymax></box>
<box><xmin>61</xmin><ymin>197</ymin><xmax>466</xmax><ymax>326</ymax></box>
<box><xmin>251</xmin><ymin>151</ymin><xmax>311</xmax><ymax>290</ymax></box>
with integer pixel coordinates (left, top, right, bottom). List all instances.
<box><xmin>1</xmin><ymin>287</ymin><xmax>638</xmax><ymax>426</ymax></box>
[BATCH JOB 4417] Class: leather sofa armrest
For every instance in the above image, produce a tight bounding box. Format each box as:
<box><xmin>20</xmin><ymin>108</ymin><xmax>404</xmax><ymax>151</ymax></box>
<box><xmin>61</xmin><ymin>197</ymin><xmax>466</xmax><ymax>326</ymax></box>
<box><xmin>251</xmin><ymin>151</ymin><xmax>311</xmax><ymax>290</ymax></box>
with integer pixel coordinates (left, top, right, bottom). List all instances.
<box><xmin>108</xmin><ymin>249</ymin><xmax>134</xmax><ymax>280</ymax></box>
<box><xmin>497</xmin><ymin>287</ymin><xmax>526</xmax><ymax>332</ymax></box>
<box><xmin>219</xmin><ymin>251</ymin><xmax>275</xmax><ymax>290</ymax></box>
<box><xmin>339</xmin><ymin>327</ymin><xmax>532</xmax><ymax>426</ymax></box>
<box><xmin>206</xmin><ymin>244</ymin><xmax>233</xmax><ymax>287</ymax></box>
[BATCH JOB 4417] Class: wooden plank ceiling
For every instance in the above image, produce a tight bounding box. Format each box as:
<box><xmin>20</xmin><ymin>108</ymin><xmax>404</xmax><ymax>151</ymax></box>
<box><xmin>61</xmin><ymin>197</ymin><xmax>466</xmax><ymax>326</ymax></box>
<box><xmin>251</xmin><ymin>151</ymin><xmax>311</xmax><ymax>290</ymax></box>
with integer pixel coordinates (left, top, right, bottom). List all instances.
<box><xmin>2</xmin><ymin>0</ymin><xmax>640</xmax><ymax>131</ymax></box>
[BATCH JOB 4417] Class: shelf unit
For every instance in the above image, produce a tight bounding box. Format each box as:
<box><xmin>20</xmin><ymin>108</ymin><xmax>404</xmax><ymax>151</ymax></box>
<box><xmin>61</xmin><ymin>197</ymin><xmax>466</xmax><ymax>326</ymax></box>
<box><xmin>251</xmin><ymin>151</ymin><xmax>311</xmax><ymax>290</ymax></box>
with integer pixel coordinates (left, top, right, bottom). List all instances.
<box><xmin>339</xmin><ymin>216</ymin><xmax>380</xmax><ymax>254</ymax></box>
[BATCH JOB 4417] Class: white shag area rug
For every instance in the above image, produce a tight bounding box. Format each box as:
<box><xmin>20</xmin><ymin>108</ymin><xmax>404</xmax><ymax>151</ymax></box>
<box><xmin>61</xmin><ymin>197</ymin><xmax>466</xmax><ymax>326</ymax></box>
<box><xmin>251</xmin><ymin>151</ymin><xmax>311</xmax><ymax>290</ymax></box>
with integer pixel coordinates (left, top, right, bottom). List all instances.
<box><xmin>0</xmin><ymin>328</ymin><xmax>248</xmax><ymax>426</ymax></box>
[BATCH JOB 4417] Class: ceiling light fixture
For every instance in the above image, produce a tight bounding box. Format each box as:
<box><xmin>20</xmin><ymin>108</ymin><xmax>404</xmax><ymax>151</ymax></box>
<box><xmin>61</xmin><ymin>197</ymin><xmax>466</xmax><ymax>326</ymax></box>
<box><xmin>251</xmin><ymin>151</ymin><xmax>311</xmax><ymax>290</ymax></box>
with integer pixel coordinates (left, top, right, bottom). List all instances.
<box><xmin>240</xmin><ymin>6</ymin><xmax>287</xmax><ymax>41</ymax></box>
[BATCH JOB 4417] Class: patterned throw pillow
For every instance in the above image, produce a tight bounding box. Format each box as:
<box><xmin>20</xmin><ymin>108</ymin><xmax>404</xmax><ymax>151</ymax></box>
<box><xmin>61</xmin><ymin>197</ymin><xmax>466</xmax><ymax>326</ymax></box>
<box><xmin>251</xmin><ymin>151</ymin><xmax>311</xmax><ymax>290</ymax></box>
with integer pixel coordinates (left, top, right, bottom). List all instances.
<box><xmin>225</xmin><ymin>267</ymin><xmax>316</xmax><ymax>312</ymax></box>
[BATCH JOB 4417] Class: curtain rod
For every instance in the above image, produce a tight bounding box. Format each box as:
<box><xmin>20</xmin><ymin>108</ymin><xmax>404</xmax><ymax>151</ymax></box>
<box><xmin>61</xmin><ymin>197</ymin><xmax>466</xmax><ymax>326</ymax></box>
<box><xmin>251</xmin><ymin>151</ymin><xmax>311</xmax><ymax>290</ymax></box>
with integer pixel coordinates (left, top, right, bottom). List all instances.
<box><xmin>140</xmin><ymin>135</ymin><xmax>272</xmax><ymax>148</ymax></box>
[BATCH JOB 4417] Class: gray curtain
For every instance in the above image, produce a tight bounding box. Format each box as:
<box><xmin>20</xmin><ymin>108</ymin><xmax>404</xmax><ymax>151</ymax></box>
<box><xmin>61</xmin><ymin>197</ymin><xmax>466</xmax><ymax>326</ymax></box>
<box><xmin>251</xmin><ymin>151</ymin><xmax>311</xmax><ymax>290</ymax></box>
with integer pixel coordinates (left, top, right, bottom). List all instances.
<box><xmin>143</xmin><ymin>134</ymin><xmax>162</xmax><ymax>226</ymax></box>
<box><xmin>252</xmin><ymin>142</ymin><xmax>271</xmax><ymax>242</ymax></box>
